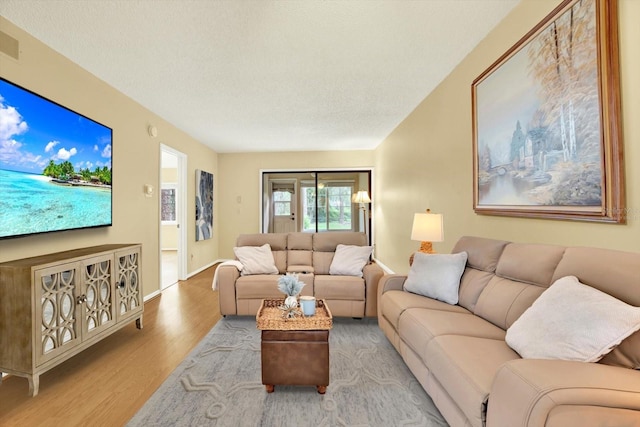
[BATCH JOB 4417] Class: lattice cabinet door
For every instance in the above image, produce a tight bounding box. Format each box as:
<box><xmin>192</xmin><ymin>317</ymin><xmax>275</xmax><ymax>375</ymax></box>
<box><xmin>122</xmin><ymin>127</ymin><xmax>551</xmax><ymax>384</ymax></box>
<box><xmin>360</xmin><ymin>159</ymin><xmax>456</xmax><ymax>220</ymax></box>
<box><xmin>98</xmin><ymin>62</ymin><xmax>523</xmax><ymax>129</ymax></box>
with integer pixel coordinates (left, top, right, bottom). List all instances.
<box><xmin>81</xmin><ymin>254</ymin><xmax>117</xmax><ymax>339</ymax></box>
<box><xmin>34</xmin><ymin>263</ymin><xmax>82</xmax><ymax>366</ymax></box>
<box><xmin>115</xmin><ymin>246</ymin><xmax>143</xmax><ymax>325</ymax></box>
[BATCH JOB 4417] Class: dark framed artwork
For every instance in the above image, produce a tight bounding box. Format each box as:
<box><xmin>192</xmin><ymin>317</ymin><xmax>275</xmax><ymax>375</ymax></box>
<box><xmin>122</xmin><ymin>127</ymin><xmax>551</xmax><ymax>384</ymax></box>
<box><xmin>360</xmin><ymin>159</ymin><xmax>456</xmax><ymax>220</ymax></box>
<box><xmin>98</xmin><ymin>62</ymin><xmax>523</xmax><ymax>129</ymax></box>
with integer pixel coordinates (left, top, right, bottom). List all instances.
<box><xmin>472</xmin><ymin>0</ymin><xmax>625</xmax><ymax>223</ymax></box>
<box><xmin>195</xmin><ymin>169</ymin><xmax>213</xmax><ymax>241</ymax></box>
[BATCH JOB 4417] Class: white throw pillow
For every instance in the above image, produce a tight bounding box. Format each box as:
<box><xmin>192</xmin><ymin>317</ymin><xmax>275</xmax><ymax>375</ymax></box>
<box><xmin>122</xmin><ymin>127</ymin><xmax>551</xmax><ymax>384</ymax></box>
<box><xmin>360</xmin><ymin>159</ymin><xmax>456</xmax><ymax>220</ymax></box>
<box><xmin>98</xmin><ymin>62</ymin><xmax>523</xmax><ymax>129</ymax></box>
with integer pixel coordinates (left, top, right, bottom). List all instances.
<box><xmin>403</xmin><ymin>252</ymin><xmax>468</xmax><ymax>305</ymax></box>
<box><xmin>329</xmin><ymin>244</ymin><xmax>373</xmax><ymax>277</ymax></box>
<box><xmin>233</xmin><ymin>244</ymin><xmax>279</xmax><ymax>276</ymax></box>
<box><xmin>506</xmin><ymin>275</ymin><xmax>640</xmax><ymax>362</ymax></box>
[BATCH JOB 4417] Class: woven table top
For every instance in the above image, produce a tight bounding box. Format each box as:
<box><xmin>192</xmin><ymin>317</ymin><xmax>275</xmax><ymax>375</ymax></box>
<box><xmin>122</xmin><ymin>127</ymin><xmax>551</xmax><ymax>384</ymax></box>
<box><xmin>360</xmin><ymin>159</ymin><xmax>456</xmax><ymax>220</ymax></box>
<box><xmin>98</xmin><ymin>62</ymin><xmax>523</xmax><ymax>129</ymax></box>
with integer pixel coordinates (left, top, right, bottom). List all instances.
<box><xmin>256</xmin><ymin>298</ymin><xmax>333</xmax><ymax>331</ymax></box>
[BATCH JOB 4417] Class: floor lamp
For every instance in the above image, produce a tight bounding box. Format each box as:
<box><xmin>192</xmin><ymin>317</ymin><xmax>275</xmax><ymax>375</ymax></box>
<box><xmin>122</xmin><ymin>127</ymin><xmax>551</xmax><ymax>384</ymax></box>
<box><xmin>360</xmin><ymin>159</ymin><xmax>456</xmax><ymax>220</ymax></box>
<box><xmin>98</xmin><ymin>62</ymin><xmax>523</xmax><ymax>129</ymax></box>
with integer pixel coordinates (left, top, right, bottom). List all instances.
<box><xmin>353</xmin><ymin>190</ymin><xmax>371</xmax><ymax>243</ymax></box>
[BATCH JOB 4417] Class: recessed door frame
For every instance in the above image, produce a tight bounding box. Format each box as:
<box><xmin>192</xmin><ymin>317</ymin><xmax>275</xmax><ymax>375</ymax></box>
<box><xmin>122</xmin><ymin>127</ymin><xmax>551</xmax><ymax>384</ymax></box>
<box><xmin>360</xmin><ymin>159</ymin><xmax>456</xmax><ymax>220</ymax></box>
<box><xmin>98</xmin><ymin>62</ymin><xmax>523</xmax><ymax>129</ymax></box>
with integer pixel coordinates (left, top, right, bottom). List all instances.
<box><xmin>160</xmin><ymin>144</ymin><xmax>187</xmax><ymax>286</ymax></box>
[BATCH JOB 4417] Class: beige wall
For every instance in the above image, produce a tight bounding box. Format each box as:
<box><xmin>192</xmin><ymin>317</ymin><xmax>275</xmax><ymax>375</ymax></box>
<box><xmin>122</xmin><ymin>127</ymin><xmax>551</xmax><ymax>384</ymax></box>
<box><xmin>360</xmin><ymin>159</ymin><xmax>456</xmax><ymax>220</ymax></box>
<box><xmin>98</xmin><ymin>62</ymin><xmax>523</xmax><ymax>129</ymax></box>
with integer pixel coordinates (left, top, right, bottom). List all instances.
<box><xmin>218</xmin><ymin>151</ymin><xmax>374</xmax><ymax>259</ymax></box>
<box><xmin>0</xmin><ymin>17</ymin><xmax>219</xmax><ymax>297</ymax></box>
<box><xmin>374</xmin><ymin>0</ymin><xmax>640</xmax><ymax>274</ymax></box>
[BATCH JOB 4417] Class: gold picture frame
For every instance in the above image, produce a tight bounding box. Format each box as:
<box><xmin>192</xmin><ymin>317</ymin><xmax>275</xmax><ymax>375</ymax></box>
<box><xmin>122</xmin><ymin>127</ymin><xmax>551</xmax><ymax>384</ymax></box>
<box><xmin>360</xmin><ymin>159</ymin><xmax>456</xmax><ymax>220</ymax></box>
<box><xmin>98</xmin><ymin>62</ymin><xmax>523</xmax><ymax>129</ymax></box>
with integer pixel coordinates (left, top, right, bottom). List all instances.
<box><xmin>472</xmin><ymin>0</ymin><xmax>625</xmax><ymax>223</ymax></box>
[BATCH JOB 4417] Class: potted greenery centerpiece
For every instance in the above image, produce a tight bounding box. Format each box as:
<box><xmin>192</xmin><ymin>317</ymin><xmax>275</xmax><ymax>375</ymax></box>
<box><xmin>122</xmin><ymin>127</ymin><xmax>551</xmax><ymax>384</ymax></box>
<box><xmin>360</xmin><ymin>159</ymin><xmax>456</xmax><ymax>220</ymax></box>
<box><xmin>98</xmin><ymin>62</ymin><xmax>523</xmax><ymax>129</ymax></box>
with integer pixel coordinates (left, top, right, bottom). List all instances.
<box><xmin>277</xmin><ymin>273</ymin><xmax>305</xmax><ymax>318</ymax></box>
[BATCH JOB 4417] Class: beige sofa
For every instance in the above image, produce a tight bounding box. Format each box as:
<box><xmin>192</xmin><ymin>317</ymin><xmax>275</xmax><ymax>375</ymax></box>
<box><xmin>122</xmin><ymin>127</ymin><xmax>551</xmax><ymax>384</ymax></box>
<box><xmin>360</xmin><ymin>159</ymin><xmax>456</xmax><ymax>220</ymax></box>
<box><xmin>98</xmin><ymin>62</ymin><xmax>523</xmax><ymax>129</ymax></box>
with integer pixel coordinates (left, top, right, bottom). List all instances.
<box><xmin>217</xmin><ymin>231</ymin><xmax>383</xmax><ymax>317</ymax></box>
<box><xmin>378</xmin><ymin>236</ymin><xmax>640</xmax><ymax>427</ymax></box>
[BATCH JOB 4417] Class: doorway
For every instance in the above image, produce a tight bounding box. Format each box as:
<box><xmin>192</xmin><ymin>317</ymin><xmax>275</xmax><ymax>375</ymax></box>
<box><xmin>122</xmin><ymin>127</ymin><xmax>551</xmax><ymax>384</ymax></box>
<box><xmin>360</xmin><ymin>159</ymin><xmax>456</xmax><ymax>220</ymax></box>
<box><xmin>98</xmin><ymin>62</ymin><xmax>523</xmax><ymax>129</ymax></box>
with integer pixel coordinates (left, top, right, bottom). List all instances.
<box><xmin>160</xmin><ymin>145</ymin><xmax>187</xmax><ymax>289</ymax></box>
<box><xmin>270</xmin><ymin>179</ymin><xmax>298</xmax><ymax>233</ymax></box>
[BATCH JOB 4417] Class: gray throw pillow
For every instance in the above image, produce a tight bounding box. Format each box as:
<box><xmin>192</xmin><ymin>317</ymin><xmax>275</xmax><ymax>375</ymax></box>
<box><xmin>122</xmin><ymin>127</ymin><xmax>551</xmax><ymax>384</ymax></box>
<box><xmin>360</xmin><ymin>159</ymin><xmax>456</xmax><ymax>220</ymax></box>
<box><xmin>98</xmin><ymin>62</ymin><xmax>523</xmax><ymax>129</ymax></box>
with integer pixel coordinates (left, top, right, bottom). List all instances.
<box><xmin>403</xmin><ymin>251</ymin><xmax>468</xmax><ymax>305</ymax></box>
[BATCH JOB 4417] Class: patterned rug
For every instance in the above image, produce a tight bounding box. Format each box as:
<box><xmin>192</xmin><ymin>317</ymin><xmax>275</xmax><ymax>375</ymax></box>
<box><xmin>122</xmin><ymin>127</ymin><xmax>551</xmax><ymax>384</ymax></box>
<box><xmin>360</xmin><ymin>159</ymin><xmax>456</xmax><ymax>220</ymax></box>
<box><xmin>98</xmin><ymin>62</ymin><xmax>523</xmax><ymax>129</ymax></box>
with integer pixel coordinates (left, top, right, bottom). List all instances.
<box><xmin>127</xmin><ymin>317</ymin><xmax>448</xmax><ymax>427</ymax></box>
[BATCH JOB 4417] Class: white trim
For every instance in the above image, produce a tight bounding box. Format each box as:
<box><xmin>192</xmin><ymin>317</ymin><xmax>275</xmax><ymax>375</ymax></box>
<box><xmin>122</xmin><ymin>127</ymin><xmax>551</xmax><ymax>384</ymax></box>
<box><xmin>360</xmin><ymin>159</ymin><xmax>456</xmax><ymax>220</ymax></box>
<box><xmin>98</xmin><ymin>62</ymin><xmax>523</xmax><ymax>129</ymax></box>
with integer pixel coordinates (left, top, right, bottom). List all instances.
<box><xmin>187</xmin><ymin>258</ymin><xmax>230</xmax><ymax>278</ymax></box>
<box><xmin>143</xmin><ymin>289</ymin><xmax>161</xmax><ymax>302</ymax></box>
<box><xmin>160</xmin><ymin>144</ymin><xmax>188</xmax><ymax>284</ymax></box>
<box><xmin>372</xmin><ymin>257</ymin><xmax>394</xmax><ymax>274</ymax></box>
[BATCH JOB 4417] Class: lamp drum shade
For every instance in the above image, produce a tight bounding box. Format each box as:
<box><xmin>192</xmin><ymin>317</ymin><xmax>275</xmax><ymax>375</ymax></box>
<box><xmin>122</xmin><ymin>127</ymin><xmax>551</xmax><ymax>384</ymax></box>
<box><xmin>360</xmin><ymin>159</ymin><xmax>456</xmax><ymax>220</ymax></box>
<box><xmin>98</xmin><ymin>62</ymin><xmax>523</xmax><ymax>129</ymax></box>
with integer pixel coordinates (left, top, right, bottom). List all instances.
<box><xmin>411</xmin><ymin>212</ymin><xmax>444</xmax><ymax>242</ymax></box>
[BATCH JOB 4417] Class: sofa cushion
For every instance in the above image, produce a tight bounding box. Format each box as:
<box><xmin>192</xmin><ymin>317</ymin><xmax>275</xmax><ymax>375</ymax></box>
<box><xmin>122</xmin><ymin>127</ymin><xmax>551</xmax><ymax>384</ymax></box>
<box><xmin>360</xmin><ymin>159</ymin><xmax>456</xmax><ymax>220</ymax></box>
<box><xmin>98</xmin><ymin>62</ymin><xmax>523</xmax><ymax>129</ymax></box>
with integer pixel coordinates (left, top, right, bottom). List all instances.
<box><xmin>425</xmin><ymin>335</ymin><xmax>520</xmax><ymax>427</ymax></box>
<box><xmin>312</xmin><ymin>252</ymin><xmax>334</xmax><ymax>275</ymax></box>
<box><xmin>233</xmin><ymin>244</ymin><xmax>279</xmax><ymax>276</ymax></box>
<box><xmin>474</xmin><ymin>276</ymin><xmax>546</xmax><ymax>330</ymax></box>
<box><xmin>235</xmin><ymin>275</ymin><xmax>282</xmax><ymax>299</ymax></box>
<box><xmin>552</xmin><ymin>247</ymin><xmax>640</xmax><ymax>307</ymax></box>
<box><xmin>236</xmin><ymin>233</ymin><xmax>287</xmax><ymax>249</ymax></box>
<box><xmin>314</xmin><ymin>275</ymin><xmax>365</xmax><ymax>300</ymax></box>
<box><xmin>505</xmin><ymin>275</ymin><xmax>640</xmax><ymax>362</ymax></box>
<box><xmin>398</xmin><ymin>308</ymin><xmax>505</xmax><ymax>362</ymax></box>
<box><xmin>287</xmin><ymin>232</ymin><xmax>313</xmax><ymax>250</ymax></box>
<box><xmin>600</xmin><ymin>330</ymin><xmax>640</xmax><ymax>369</ymax></box>
<box><xmin>329</xmin><ymin>244</ymin><xmax>373</xmax><ymax>277</ymax></box>
<box><xmin>458</xmin><ymin>268</ymin><xmax>495</xmax><ymax>313</ymax></box>
<box><xmin>496</xmin><ymin>243</ymin><xmax>565</xmax><ymax>287</ymax></box>
<box><xmin>380</xmin><ymin>290</ymin><xmax>468</xmax><ymax>330</ymax></box>
<box><xmin>452</xmin><ymin>236</ymin><xmax>509</xmax><ymax>272</ymax></box>
<box><xmin>403</xmin><ymin>252</ymin><xmax>467</xmax><ymax>305</ymax></box>
<box><xmin>287</xmin><ymin>232</ymin><xmax>313</xmax><ymax>266</ymax></box>
<box><xmin>472</xmin><ymin>243</ymin><xmax>565</xmax><ymax>330</ymax></box>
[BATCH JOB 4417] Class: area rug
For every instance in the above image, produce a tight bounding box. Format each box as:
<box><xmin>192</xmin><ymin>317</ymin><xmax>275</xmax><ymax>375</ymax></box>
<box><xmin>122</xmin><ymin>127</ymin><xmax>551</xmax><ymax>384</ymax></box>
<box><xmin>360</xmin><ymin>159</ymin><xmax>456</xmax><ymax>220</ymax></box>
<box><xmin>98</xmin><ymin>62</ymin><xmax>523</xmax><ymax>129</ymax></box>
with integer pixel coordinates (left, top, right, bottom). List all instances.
<box><xmin>127</xmin><ymin>317</ymin><xmax>448</xmax><ymax>427</ymax></box>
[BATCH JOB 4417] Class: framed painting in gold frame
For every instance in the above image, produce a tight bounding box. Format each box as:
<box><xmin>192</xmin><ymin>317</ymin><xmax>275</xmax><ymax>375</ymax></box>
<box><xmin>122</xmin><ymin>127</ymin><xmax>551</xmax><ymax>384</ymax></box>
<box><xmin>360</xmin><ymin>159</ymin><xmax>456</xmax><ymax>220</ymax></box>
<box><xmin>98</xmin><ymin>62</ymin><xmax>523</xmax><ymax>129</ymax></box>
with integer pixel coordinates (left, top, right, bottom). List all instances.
<box><xmin>472</xmin><ymin>0</ymin><xmax>625</xmax><ymax>223</ymax></box>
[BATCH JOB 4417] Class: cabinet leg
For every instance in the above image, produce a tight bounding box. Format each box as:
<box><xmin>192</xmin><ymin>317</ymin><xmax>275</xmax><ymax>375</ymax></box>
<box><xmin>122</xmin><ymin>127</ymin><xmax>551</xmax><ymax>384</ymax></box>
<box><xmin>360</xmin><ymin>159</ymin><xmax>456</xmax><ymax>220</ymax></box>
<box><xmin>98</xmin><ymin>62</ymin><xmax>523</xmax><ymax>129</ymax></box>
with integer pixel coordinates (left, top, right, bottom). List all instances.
<box><xmin>28</xmin><ymin>374</ymin><xmax>39</xmax><ymax>397</ymax></box>
<box><xmin>265</xmin><ymin>384</ymin><xmax>274</xmax><ymax>393</ymax></box>
<box><xmin>317</xmin><ymin>385</ymin><xmax>327</xmax><ymax>394</ymax></box>
<box><xmin>136</xmin><ymin>315</ymin><xmax>143</xmax><ymax>329</ymax></box>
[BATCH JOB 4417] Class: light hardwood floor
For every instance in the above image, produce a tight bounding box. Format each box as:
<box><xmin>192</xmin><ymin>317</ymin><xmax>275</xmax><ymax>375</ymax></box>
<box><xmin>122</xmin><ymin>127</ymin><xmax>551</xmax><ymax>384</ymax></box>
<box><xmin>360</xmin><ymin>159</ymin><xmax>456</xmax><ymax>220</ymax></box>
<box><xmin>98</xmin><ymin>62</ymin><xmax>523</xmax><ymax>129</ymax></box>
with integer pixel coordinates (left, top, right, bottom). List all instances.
<box><xmin>0</xmin><ymin>265</ymin><xmax>221</xmax><ymax>427</ymax></box>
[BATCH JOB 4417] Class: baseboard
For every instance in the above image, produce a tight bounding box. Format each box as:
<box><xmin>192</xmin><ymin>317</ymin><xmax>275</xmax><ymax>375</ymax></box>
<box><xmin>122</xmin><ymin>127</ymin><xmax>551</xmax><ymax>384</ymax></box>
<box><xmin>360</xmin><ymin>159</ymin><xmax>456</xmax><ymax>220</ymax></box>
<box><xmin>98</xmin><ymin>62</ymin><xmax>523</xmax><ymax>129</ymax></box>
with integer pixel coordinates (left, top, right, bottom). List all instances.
<box><xmin>373</xmin><ymin>257</ymin><xmax>394</xmax><ymax>274</ymax></box>
<box><xmin>186</xmin><ymin>258</ymin><xmax>230</xmax><ymax>279</ymax></box>
<box><xmin>143</xmin><ymin>289</ymin><xmax>161</xmax><ymax>302</ymax></box>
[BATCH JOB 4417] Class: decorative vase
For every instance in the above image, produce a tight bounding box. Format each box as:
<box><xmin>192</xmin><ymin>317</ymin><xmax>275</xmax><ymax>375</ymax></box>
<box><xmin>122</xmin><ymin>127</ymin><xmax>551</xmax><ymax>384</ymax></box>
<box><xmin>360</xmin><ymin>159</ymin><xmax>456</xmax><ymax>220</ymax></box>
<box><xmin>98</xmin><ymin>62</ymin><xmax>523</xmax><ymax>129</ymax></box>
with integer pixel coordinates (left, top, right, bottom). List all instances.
<box><xmin>284</xmin><ymin>295</ymin><xmax>298</xmax><ymax>309</ymax></box>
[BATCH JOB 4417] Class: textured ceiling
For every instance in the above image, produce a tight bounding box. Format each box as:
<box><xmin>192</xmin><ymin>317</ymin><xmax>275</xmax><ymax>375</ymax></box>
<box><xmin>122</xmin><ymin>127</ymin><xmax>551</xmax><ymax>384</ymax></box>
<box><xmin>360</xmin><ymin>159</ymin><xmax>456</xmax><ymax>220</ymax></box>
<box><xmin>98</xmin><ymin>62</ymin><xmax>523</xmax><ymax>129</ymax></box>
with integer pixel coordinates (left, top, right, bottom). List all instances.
<box><xmin>1</xmin><ymin>0</ymin><xmax>520</xmax><ymax>153</ymax></box>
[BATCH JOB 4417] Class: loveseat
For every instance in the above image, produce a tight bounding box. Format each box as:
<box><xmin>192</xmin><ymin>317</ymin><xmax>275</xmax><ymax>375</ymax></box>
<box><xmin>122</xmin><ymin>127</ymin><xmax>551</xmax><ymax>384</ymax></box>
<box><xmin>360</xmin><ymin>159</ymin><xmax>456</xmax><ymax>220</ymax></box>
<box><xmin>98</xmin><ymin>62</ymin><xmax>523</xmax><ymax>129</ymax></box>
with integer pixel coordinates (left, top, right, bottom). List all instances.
<box><xmin>217</xmin><ymin>231</ymin><xmax>384</xmax><ymax>317</ymax></box>
<box><xmin>378</xmin><ymin>236</ymin><xmax>640</xmax><ymax>427</ymax></box>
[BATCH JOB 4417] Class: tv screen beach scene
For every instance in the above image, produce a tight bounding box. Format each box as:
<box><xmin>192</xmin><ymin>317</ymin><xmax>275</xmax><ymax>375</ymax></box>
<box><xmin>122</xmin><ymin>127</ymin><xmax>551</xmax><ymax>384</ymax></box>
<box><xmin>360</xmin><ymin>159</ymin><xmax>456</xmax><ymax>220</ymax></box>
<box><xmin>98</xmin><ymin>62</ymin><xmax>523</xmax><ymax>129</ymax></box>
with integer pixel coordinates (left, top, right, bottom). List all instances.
<box><xmin>0</xmin><ymin>78</ymin><xmax>113</xmax><ymax>239</ymax></box>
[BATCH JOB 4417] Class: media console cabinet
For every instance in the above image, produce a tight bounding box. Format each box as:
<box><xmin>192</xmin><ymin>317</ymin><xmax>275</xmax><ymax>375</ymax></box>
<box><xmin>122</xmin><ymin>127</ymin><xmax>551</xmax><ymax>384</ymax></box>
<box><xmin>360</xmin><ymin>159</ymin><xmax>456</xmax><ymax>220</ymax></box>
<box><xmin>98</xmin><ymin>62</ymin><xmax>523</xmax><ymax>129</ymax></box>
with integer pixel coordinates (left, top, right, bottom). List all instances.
<box><xmin>0</xmin><ymin>244</ymin><xmax>143</xmax><ymax>396</ymax></box>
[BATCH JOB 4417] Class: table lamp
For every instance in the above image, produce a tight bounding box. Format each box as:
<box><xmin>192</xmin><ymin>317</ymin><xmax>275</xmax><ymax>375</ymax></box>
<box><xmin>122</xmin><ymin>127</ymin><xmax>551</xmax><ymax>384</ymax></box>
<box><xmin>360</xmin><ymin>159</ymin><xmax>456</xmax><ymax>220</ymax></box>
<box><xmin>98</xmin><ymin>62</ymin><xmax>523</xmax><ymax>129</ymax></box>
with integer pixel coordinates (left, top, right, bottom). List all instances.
<box><xmin>410</xmin><ymin>209</ymin><xmax>443</xmax><ymax>264</ymax></box>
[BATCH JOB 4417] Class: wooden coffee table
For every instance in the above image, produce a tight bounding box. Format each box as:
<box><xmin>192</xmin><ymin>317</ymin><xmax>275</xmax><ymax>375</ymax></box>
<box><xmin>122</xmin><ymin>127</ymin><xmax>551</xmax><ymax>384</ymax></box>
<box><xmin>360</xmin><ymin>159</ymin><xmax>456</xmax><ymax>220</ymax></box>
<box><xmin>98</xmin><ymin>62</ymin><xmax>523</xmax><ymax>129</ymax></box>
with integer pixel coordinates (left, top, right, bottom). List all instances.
<box><xmin>256</xmin><ymin>299</ymin><xmax>333</xmax><ymax>394</ymax></box>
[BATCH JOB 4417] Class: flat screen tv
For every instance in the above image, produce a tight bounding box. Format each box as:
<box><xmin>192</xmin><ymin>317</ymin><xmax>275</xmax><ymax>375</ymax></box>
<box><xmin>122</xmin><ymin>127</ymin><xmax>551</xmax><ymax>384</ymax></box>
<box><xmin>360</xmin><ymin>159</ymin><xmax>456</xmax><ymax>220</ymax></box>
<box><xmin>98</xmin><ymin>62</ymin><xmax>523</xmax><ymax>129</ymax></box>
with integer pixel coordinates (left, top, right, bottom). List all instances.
<box><xmin>0</xmin><ymin>77</ymin><xmax>113</xmax><ymax>240</ymax></box>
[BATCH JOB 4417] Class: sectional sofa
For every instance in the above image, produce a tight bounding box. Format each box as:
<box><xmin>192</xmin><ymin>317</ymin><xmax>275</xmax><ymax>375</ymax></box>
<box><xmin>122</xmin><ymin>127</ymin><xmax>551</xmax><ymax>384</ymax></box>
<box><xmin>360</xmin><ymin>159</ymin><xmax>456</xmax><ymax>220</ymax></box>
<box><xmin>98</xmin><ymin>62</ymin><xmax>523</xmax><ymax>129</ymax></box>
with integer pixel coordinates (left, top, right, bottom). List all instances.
<box><xmin>378</xmin><ymin>236</ymin><xmax>640</xmax><ymax>427</ymax></box>
<box><xmin>216</xmin><ymin>231</ymin><xmax>383</xmax><ymax>318</ymax></box>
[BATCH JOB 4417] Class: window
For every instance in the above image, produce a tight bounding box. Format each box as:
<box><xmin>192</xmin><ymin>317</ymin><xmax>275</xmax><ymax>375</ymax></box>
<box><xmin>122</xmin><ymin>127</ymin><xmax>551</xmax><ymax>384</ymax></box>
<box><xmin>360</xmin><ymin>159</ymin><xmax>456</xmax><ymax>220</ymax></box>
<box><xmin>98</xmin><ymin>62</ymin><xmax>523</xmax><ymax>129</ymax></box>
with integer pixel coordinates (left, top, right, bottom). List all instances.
<box><xmin>161</xmin><ymin>184</ymin><xmax>177</xmax><ymax>224</ymax></box>
<box><xmin>273</xmin><ymin>190</ymin><xmax>292</xmax><ymax>215</ymax></box>
<box><xmin>301</xmin><ymin>182</ymin><xmax>353</xmax><ymax>231</ymax></box>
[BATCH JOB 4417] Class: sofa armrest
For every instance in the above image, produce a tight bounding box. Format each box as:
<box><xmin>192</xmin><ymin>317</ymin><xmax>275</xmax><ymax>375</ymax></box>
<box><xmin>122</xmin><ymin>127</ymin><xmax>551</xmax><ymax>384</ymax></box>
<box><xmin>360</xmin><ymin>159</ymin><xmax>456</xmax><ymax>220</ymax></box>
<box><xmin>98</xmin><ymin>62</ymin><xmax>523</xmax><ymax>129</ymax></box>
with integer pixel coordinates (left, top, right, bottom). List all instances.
<box><xmin>363</xmin><ymin>262</ymin><xmax>384</xmax><ymax>317</ymax></box>
<box><xmin>217</xmin><ymin>264</ymin><xmax>240</xmax><ymax>315</ymax></box>
<box><xmin>376</xmin><ymin>275</ymin><xmax>407</xmax><ymax>318</ymax></box>
<box><xmin>487</xmin><ymin>358</ymin><xmax>640</xmax><ymax>427</ymax></box>
<box><xmin>379</xmin><ymin>274</ymin><xmax>407</xmax><ymax>293</ymax></box>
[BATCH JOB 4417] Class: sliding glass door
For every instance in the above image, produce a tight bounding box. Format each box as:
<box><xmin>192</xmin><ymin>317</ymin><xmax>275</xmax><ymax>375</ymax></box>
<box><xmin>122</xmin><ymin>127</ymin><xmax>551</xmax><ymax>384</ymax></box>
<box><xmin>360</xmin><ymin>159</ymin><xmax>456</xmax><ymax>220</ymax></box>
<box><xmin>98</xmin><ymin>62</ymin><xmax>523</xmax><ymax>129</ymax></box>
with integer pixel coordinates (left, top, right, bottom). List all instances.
<box><xmin>301</xmin><ymin>183</ymin><xmax>353</xmax><ymax>231</ymax></box>
<box><xmin>262</xmin><ymin>170</ymin><xmax>371</xmax><ymax>242</ymax></box>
